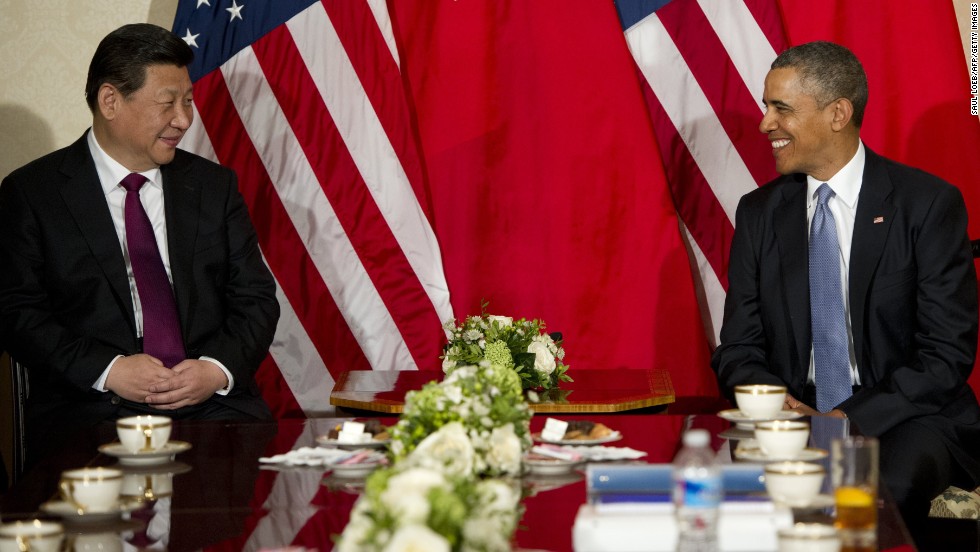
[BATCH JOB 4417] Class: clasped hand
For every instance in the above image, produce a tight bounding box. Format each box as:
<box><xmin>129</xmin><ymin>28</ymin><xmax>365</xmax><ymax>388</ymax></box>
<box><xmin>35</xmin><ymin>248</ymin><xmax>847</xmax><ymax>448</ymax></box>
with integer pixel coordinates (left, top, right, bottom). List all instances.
<box><xmin>106</xmin><ymin>354</ymin><xmax>228</xmax><ymax>410</ymax></box>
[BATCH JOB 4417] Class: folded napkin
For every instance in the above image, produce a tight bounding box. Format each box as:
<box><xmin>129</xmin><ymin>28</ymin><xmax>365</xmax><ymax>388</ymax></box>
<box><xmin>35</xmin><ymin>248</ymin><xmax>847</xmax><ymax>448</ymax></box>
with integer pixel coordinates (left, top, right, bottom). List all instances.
<box><xmin>259</xmin><ymin>447</ymin><xmax>385</xmax><ymax>467</ymax></box>
<box><xmin>555</xmin><ymin>445</ymin><xmax>647</xmax><ymax>461</ymax></box>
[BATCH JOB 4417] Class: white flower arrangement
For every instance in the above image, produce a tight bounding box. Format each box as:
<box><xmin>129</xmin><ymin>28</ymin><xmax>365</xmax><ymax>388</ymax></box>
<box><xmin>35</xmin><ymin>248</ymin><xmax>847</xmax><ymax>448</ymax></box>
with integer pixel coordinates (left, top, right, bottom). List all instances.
<box><xmin>389</xmin><ymin>364</ymin><xmax>532</xmax><ymax>478</ymax></box>
<box><xmin>441</xmin><ymin>311</ymin><xmax>571</xmax><ymax>390</ymax></box>
<box><xmin>336</xmin><ymin>424</ymin><xmax>523</xmax><ymax>552</ymax></box>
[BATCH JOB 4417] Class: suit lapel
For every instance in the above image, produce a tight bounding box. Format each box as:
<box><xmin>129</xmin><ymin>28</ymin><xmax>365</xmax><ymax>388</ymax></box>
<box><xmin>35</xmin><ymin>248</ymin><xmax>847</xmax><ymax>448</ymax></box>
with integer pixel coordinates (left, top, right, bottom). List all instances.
<box><xmin>161</xmin><ymin>155</ymin><xmax>201</xmax><ymax>331</ymax></box>
<box><xmin>57</xmin><ymin>134</ymin><xmax>137</xmax><ymax>333</ymax></box>
<box><xmin>773</xmin><ymin>176</ymin><xmax>811</xmax><ymax>374</ymax></box>
<box><xmin>849</xmin><ymin>149</ymin><xmax>895</xmax><ymax>373</ymax></box>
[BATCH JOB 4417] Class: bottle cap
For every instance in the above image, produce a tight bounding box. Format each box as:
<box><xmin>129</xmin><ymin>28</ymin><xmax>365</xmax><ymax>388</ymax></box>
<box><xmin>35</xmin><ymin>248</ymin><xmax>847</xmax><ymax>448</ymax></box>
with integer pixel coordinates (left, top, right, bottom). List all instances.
<box><xmin>682</xmin><ymin>428</ymin><xmax>710</xmax><ymax>447</ymax></box>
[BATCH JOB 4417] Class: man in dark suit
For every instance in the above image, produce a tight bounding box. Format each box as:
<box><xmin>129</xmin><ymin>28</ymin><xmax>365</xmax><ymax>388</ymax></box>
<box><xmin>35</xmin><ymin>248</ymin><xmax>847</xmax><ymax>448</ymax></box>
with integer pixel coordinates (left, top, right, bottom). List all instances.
<box><xmin>0</xmin><ymin>24</ymin><xmax>279</xmax><ymax>470</ymax></box>
<box><xmin>712</xmin><ymin>41</ymin><xmax>980</xmax><ymax>542</ymax></box>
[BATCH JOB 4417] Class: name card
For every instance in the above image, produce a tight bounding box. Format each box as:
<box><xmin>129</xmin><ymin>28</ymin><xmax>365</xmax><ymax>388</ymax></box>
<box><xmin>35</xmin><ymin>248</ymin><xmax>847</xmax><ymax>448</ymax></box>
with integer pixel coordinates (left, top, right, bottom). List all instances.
<box><xmin>541</xmin><ymin>417</ymin><xmax>569</xmax><ymax>442</ymax></box>
<box><xmin>337</xmin><ymin>421</ymin><xmax>366</xmax><ymax>444</ymax></box>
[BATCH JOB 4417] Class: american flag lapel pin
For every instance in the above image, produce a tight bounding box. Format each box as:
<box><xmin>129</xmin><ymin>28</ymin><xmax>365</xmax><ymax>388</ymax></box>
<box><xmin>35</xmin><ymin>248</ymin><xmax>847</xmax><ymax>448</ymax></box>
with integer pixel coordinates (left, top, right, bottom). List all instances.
<box><xmin>873</xmin><ymin>216</ymin><xmax>884</xmax><ymax>224</ymax></box>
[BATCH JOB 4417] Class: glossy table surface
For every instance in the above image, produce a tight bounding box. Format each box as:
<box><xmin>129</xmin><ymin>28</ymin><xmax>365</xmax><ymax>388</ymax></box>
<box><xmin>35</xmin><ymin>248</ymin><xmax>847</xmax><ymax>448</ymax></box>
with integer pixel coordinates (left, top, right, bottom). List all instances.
<box><xmin>329</xmin><ymin>368</ymin><xmax>676</xmax><ymax>413</ymax></box>
<box><xmin>0</xmin><ymin>413</ymin><xmax>913</xmax><ymax>552</ymax></box>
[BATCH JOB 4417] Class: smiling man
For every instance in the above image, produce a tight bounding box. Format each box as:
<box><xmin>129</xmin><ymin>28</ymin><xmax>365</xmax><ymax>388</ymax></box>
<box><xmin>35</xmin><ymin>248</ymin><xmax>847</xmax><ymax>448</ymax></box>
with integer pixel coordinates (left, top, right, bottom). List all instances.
<box><xmin>0</xmin><ymin>24</ymin><xmax>279</xmax><ymax>471</ymax></box>
<box><xmin>711</xmin><ymin>41</ymin><xmax>980</xmax><ymax>544</ymax></box>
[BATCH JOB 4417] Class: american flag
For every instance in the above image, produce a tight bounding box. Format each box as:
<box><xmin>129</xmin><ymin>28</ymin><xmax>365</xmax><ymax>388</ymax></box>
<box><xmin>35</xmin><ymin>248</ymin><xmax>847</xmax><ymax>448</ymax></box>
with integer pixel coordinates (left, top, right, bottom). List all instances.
<box><xmin>617</xmin><ymin>0</ymin><xmax>785</xmax><ymax>348</ymax></box>
<box><xmin>173</xmin><ymin>0</ymin><xmax>453</xmax><ymax>417</ymax></box>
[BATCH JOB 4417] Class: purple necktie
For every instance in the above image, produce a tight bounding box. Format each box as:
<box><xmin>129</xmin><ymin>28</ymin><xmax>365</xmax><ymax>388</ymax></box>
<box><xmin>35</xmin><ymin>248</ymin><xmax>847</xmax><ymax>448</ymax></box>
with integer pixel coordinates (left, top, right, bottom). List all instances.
<box><xmin>121</xmin><ymin>173</ymin><xmax>185</xmax><ymax>367</ymax></box>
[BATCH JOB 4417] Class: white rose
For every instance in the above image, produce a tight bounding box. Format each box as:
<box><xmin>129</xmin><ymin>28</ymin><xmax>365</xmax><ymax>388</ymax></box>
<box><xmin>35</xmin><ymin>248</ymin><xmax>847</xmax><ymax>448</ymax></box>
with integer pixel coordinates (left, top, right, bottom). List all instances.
<box><xmin>381</xmin><ymin>468</ymin><xmax>447</xmax><ymax>523</ymax></box>
<box><xmin>485</xmin><ymin>425</ymin><xmax>522</xmax><ymax>475</ymax></box>
<box><xmin>382</xmin><ymin>525</ymin><xmax>450</xmax><ymax>552</ymax></box>
<box><xmin>527</xmin><ymin>341</ymin><xmax>556</xmax><ymax>375</ymax></box>
<box><xmin>406</xmin><ymin>422</ymin><xmax>475</xmax><ymax>477</ymax></box>
<box><xmin>486</xmin><ymin>315</ymin><xmax>513</xmax><ymax>327</ymax></box>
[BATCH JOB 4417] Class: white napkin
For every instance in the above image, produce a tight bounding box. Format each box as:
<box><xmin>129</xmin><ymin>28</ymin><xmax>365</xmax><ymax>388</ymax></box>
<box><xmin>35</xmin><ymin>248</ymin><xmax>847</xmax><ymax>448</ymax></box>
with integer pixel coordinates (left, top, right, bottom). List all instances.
<box><xmin>556</xmin><ymin>445</ymin><xmax>647</xmax><ymax>461</ymax></box>
<box><xmin>258</xmin><ymin>446</ymin><xmax>385</xmax><ymax>467</ymax></box>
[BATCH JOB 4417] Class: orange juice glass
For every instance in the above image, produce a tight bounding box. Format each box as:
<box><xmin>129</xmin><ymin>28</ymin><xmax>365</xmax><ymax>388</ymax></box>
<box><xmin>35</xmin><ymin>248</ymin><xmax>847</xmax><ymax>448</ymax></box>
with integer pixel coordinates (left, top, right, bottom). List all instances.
<box><xmin>832</xmin><ymin>437</ymin><xmax>878</xmax><ymax>552</ymax></box>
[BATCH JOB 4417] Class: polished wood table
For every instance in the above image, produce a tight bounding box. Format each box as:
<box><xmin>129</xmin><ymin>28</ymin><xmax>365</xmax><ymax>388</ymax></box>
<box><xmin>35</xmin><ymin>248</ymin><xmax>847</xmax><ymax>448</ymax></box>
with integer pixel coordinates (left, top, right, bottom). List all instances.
<box><xmin>329</xmin><ymin>368</ymin><xmax>675</xmax><ymax>413</ymax></box>
<box><xmin>0</xmin><ymin>414</ymin><xmax>915</xmax><ymax>552</ymax></box>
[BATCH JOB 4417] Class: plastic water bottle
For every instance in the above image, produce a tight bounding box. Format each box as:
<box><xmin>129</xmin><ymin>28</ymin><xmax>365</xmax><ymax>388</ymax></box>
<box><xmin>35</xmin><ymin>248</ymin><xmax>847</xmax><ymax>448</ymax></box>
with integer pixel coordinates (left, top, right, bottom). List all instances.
<box><xmin>673</xmin><ymin>428</ymin><xmax>721</xmax><ymax>552</ymax></box>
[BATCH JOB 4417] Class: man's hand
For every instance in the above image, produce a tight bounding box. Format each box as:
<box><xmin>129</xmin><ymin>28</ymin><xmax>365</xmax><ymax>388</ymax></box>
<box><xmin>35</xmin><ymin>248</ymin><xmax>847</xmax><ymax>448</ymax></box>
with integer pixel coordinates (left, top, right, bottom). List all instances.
<box><xmin>783</xmin><ymin>394</ymin><xmax>847</xmax><ymax>418</ymax></box>
<box><xmin>105</xmin><ymin>354</ymin><xmax>176</xmax><ymax>402</ymax></box>
<box><xmin>144</xmin><ymin>359</ymin><xmax>228</xmax><ymax>410</ymax></box>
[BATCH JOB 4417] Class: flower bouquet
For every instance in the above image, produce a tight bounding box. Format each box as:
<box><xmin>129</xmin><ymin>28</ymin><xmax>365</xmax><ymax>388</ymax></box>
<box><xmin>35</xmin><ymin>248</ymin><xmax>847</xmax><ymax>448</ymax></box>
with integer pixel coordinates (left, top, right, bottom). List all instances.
<box><xmin>441</xmin><ymin>313</ymin><xmax>571</xmax><ymax>391</ymax></box>
<box><xmin>336</xmin><ymin>452</ymin><xmax>522</xmax><ymax>552</ymax></box>
<box><xmin>389</xmin><ymin>364</ymin><xmax>532</xmax><ymax>478</ymax></box>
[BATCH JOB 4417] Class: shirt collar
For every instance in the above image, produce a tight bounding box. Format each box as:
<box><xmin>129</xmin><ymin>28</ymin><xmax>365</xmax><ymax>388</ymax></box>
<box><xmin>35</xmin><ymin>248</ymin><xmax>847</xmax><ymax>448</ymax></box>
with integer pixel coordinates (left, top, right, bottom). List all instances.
<box><xmin>87</xmin><ymin>129</ymin><xmax>162</xmax><ymax>195</ymax></box>
<box><xmin>806</xmin><ymin>141</ymin><xmax>865</xmax><ymax>209</ymax></box>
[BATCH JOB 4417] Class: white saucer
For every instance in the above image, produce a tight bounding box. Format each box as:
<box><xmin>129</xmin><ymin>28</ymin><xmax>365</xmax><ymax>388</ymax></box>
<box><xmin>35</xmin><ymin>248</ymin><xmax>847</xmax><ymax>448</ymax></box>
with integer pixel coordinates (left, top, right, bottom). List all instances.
<box><xmin>523</xmin><ymin>456</ymin><xmax>586</xmax><ymax>476</ymax></box>
<box><xmin>329</xmin><ymin>461</ymin><xmax>385</xmax><ymax>478</ymax></box>
<box><xmin>114</xmin><ymin>460</ymin><xmax>193</xmax><ymax>475</ymax></box>
<box><xmin>771</xmin><ymin>493</ymin><xmax>836</xmax><ymax>509</ymax></box>
<box><xmin>532</xmin><ymin>431</ymin><xmax>622</xmax><ymax>446</ymax></box>
<box><xmin>41</xmin><ymin>499</ymin><xmax>144</xmax><ymax>522</ymax></box>
<box><xmin>734</xmin><ymin>446</ymin><xmax>828</xmax><ymax>462</ymax></box>
<box><xmin>717</xmin><ymin>409</ymin><xmax>803</xmax><ymax>429</ymax></box>
<box><xmin>315</xmin><ymin>435</ymin><xmax>391</xmax><ymax>450</ymax></box>
<box><xmin>718</xmin><ymin>427</ymin><xmax>755</xmax><ymax>441</ymax></box>
<box><xmin>98</xmin><ymin>441</ymin><xmax>192</xmax><ymax>466</ymax></box>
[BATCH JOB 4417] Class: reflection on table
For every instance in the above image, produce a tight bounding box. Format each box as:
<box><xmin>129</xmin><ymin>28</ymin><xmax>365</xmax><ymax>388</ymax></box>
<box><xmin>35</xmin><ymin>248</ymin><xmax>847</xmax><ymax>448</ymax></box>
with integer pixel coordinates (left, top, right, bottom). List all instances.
<box><xmin>0</xmin><ymin>414</ymin><xmax>913</xmax><ymax>551</ymax></box>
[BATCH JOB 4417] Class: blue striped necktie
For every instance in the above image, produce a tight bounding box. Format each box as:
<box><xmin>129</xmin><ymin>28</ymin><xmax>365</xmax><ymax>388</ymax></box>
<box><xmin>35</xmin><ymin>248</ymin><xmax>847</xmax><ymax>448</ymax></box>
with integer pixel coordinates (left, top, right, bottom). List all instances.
<box><xmin>809</xmin><ymin>184</ymin><xmax>852</xmax><ymax>412</ymax></box>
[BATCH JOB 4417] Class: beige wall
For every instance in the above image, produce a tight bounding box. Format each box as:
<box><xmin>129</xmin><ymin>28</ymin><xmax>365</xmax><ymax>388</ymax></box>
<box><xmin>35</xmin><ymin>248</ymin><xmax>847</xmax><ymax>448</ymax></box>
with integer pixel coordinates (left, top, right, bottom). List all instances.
<box><xmin>0</xmin><ymin>0</ymin><xmax>177</xmax><ymax>180</ymax></box>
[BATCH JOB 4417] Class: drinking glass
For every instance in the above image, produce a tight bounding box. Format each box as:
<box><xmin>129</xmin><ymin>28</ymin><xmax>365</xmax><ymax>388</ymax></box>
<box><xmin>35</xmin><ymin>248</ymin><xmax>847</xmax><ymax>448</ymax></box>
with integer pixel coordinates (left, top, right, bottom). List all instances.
<box><xmin>831</xmin><ymin>436</ymin><xmax>878</xmax><ymax>552</ymax></box>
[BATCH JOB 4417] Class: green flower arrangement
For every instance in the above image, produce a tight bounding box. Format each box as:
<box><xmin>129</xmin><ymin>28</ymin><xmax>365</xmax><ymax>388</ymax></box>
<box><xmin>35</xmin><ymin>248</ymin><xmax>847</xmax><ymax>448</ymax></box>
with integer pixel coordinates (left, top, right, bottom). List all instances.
<box><xmin>441</xmin><ymin>312</ymin><xmax>571</xmax><ymax>391</ymax></box>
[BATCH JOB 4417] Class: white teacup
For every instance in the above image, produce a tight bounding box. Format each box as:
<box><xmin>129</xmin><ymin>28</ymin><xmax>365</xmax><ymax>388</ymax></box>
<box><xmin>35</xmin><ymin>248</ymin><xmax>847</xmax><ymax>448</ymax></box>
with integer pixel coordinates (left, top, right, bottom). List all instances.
<box><xmin>755</xmin><ymin>420</ymin><xmax>810</xmax><ymax>459</ymax></box>
<box><xmin>59</xmin><ymin>467</ymin><xmax>124</xmax><ymax>513</ymax></box>
<box><xmin>764</xmin><ymin>461</ymin><xmax>825</xmax><ymax>505</ymax></box>
<box><xmin>777</xmin><ymin>523</ymin><xmax>841</xmax><ymax>552</ymax></box>
<box><xmin>121</xmin><ymin>472</ymin><xmax>174</xmax><ymax>502</ymax></box>
<box><xmin>117</xmin><ymin>415</ymin><xmax>172</xmax><ymax>453</ymax></box>
<box><xmin>69</xmin><ymin>532</ymin><xmax>124</xmax><ymax>552</ymax></box>
<box><xmin>735</xmin><ymin>384</ymin><xmax>787</xmax><ymax>419</ymax></box>
<box><xmin>0</xmin><ymin>520</ymin><xmax>64</xmax><ymax>552</ymax></box>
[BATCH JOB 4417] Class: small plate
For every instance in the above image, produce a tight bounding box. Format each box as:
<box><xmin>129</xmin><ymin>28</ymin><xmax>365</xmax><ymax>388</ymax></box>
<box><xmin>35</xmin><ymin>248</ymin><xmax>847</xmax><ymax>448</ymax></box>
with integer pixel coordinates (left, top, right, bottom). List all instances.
<box><xmin>98</xmin><ymin>441</ymin><xmax>192</xmax><ymax>466</ymax></box>
<box><xmin>734</xmin><ymin>446</ymin><xmax>828</xmax><ymax>462</ymax></box>
<box><xmin>315</xmin><ymin>435</ymin><xmax>391</xmax><ymax>450</ymax></box>
<box><xmin>770</xmin><ymin>493</ymin><xmax>836</xmax><ymax>509</ymax></box>
<box><xmin>532</xmin><ymin>431</ymin><xmax>622</xmax><ymax>446</ymax></box>
<box><xmin>41</xmin><ymin>499</ymin><xmax>145</xmax><ymax>523</ymax></box>
<box><xmin>717</xmin><ymin>409</ymin><xmax>803</xmax><ymax>429</ymax></box>
<box><xmin>114</xmin><ymin>460</ymin><xmax>193</xmax><ymax>476</ymax></box>
<box><xmin>329</xmin><ymin>460</ymin><xmax>385</xmax><ymax>478</ymax></box>
<box><xmin>523</xmin><ymin>456</ymin><xmax>586</xmax><ymax>476</ymax></box>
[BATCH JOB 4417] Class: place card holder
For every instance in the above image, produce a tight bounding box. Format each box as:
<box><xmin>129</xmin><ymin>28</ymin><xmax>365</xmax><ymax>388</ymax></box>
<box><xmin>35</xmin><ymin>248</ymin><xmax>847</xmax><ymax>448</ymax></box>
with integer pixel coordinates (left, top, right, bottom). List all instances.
<box><xmin>586</xmin><ymin>463</ymin><xmax>768</xmax><ymax>504</ymax></box>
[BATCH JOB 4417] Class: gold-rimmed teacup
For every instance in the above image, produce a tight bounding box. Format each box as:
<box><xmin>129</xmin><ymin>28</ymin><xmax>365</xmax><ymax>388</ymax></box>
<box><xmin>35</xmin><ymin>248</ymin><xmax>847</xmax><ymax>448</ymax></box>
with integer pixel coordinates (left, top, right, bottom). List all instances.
<box><xmin>764</xmin><ymin>461</ymin><xmax>825</xmax><ymax>505</ymax></box>
<box><xmin>59</xmin><ymin>467</ymin><xmax>123</xmax><ymax>513</ymax></box>
<box><xmin>116</xmin><ymin>415</ymin><xmax>172</xmax><ymax>453</ymax></box>
<box><xmin>734</xmin><ymin>384</ymin><xmax>786</xmax><ymax>419</ymax></box>
<box><xmin>755</xmin><ymin>420</ymin><xmax>810</xmax><ymax>459</ymax></box>
<box><xmin>0</xmin><ymin>520</ymin><xmax>63</xmax><ymax>552</ymax></box>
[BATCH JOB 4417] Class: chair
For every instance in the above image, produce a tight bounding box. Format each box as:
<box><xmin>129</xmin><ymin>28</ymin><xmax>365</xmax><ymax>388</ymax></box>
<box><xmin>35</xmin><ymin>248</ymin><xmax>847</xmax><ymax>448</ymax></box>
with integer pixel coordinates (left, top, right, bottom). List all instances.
<box><xmin>4</xmin><ymin>355</ymin><xmax>29</xmax><ymax>486</ymax></box>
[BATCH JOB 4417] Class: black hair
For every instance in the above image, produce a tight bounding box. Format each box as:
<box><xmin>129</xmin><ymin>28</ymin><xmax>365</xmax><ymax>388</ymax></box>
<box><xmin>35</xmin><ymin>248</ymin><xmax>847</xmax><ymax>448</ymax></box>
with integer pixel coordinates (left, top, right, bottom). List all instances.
<box><xmin>771</xmin><ymin>41</ymin><xmax>869</xmax><ymax>127</ymax></box>
<box><xmin>85</xmin><ymin>23</ymin><xmax>194</xmax><ymax>113</ymax></box>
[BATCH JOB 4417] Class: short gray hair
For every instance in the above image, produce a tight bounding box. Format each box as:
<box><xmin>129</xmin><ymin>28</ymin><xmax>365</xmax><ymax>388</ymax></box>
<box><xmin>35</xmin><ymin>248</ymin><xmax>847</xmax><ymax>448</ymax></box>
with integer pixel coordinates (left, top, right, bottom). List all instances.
<box><xmin>771</xmin><ymin>41</ymin><xmax>868</xmax><ymax>127</ymax></box>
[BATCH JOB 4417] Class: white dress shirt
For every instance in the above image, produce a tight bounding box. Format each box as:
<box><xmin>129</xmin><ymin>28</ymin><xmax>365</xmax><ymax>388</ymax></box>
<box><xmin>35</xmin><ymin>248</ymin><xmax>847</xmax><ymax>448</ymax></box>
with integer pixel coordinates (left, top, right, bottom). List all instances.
<box><xmin>87</xmin><ymin>130</ymin><xmax>233</xmax><ymax>394</ymax></box>
<box><xmin>805</xmin><ymin>141</ymin><xmax>865</xmax><ymax>386</ymax></box>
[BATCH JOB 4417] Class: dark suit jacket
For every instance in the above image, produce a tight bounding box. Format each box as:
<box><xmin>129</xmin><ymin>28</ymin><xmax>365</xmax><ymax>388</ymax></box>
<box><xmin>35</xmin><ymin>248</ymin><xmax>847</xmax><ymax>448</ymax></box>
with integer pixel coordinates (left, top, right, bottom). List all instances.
<box><xmin>712</xmin><ymin>147</ymin><xmax>980</xmax><ymax>479</ymax></box>
<box><xmin>0</xmin><ymin>132</ymin><xmax>279</xmax><ymax>428</ymax></box>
